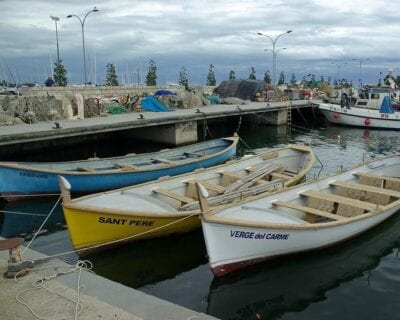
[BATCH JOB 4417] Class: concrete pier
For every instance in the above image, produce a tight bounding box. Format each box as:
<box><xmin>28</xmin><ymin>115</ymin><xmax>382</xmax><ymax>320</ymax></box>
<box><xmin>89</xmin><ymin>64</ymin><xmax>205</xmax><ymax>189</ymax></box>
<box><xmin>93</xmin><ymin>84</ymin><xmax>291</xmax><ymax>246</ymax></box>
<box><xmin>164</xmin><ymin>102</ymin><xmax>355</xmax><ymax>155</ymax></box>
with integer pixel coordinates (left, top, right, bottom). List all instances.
<box><xmin>0</xmin><ymin>242</ymin><xmax>216</xmax><ymax>320</ymax></box>
<box><xmin>0</xmin><ymin>100</ymin><xmax>319</xmax><ymax>155</ymax></box>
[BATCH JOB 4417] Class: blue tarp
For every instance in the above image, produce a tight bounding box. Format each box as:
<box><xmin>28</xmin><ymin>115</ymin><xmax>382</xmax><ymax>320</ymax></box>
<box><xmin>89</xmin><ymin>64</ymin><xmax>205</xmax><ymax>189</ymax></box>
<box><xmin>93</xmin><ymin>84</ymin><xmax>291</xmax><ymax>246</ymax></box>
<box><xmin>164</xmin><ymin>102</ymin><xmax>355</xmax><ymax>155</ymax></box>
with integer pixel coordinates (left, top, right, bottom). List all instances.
<box><xmin>154</xmin><ymin>90</ymin><xmax>176</xmax><ymax>96</ymax></box>
<box><xmin>141</xmin><ymin>96</ymin><xmax>170</xmax><ymax>112</ymax></box>
<box><xmin>379</xmin><ymin>96</ymin><xmax>394</xmax><ymax>114</ymax></box>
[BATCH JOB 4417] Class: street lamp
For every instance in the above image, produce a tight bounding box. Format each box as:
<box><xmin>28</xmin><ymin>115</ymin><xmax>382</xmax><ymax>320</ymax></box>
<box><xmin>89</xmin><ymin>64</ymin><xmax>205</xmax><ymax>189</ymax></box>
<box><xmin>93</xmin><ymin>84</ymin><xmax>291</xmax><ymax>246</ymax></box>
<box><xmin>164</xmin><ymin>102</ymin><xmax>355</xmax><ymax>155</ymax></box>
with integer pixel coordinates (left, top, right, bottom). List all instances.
<box><xmin>67</xmin><ymin>7</ymin><xmax>99</xmax><ymax>85</ymax></box>
<box><xmin>352</xmin><ymin>58</ymin><xmax>369</xmax><ymax>88</ymax></box>
<box><xmin>257</xmin><ymin>30</ymin><xmax>292</xmax><ymax>86</ymax></box>
<box><xmin>331</xmin><ymin>61</ymin><xmax>347</xmax><ymax>83</ymax></box>
<box><xmin>264</xmin><ymin>48</ymin><xmax>286</xmax><ymax>84</ymax></box>
<box><xmin>50</xmin><ymin>16</ymin><xmax>60</xmax><ymax>63</ymax></box>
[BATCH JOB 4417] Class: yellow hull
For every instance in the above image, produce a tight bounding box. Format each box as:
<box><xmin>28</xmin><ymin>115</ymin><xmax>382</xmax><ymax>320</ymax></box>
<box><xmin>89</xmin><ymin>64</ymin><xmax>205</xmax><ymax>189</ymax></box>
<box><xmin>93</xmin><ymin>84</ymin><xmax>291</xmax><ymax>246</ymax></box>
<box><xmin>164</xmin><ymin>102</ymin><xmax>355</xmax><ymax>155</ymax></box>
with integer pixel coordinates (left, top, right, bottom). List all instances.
<box><xmin>63</xmin><ymin>206</ymin><xmax>200</xmax><ymax>253</ymax></box>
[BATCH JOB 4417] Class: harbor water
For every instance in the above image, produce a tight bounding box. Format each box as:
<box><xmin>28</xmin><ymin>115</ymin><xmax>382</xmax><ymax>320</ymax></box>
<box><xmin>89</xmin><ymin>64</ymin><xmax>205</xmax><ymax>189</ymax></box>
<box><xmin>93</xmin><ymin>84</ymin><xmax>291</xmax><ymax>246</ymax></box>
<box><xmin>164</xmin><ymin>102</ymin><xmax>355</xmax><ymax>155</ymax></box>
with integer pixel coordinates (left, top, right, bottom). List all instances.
<box><xmin>1</xmin><ymin>118</ymin><xmax>400</xmax><ymax>320</ymax></box>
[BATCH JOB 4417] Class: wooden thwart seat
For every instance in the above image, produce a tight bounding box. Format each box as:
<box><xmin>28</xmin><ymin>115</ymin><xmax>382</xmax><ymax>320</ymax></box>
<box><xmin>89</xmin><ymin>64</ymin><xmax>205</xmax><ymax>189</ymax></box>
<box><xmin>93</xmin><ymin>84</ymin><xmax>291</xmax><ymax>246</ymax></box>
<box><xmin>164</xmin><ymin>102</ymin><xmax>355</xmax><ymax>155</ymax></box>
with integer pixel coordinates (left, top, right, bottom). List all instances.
<box><xmin>77</xmin><ymin>166</ymin><xmax>95</xmax><ymax>172</ymax></box>
<box><xmin>300</xmin><ymin>190</ymin><xmax>377</xmax><ymax>211</ymax></box>
<box><xmin>185</xmin><ymin>180</ymin><xmax>225</xmax><ymax>193</ymax></box>
<box><xmin>330</xmin><ymin>181</ymin><xmax>400</xmax><ymax>198</ymax></box>
<box><xmin>114</xmin><ymin>162</ymin><xmax>138</xmax><ymax>170</ymax></box>
<box><xmin>272</xmin><ymin>200</ymin><xmax>346</xmax><ymax>221</ymax></box>
<box><xmin>151</xmin><ymin>158</ymin><xmax>176</xmax><ymax>165</ymax></box>
<box><xmin>153</xmin><ymin>188</ymin><xmax>194</xmax><ymax>204</ymax></box>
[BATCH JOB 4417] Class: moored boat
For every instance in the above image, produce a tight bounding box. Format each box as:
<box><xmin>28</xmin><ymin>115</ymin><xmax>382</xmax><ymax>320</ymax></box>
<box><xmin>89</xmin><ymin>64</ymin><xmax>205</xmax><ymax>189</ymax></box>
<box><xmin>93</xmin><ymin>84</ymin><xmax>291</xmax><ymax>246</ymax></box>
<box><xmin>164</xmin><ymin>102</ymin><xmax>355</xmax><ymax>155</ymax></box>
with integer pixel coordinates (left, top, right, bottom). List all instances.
<box><xmin>58</xmin><ymin>145</ymin><xmax>315</xmax><ymax>254</ymax></box>
<box><xmin>318</xmin><ymin>87</ymin><xmax>400</xmax><ymax>129</ymax></box>
<box><xmin>0</xmin><ymin>136</ymin><xmax>238</xmax><ymax>201</ymax></box>
<box><xmin>198</xmin><ymin>153</ymin><xmax>400</xmax><ymax>276</ymax></box>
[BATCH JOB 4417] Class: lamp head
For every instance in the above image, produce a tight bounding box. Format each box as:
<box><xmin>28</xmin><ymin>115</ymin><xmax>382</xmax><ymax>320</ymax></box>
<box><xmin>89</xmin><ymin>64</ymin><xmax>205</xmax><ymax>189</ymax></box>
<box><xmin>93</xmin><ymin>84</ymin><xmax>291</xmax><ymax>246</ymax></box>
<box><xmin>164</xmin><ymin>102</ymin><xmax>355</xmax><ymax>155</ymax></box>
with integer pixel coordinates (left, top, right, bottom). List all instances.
<box><xmin>257</xmin><ymin>32</ymin><xmax>263</xmax><ymax>36</ymax></box>
<box><xmin>50</xmin><ymin>16</ymin><xmax>60</xmax><ymax>21</ymax></box>
<box><xmin>67</xmin><ymin>14</ymin><xmax>72</xmax><ymax>18</ymax></box>
<box><xmin>93</xmin><ymin>7</ymin><xmax>99</xmax><ymax>12</ymax></box>
<box><xmin>287</xmin><ymin>30</ymin><xmax>293</xmax><ymax>34</ymax></box>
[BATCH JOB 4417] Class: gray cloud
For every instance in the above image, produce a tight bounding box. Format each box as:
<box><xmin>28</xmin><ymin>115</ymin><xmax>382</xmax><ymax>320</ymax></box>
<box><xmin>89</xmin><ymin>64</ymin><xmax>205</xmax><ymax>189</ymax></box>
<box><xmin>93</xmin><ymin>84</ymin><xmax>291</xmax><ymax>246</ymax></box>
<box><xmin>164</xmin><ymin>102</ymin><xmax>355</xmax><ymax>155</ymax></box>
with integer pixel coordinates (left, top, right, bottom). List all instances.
<box><xmin>0</xmin><ymin>0</ymin><xmax>399</xmax><ymax>85</ymax></box>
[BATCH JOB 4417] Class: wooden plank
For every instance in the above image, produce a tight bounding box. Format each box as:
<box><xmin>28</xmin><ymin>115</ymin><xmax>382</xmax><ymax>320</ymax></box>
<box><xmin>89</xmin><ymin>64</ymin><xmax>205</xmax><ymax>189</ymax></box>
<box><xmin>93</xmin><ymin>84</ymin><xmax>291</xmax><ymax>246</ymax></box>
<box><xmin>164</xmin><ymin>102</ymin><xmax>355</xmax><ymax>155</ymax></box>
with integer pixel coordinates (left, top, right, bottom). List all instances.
<box><xmin>153</xmin><ymin>188</ymin><xmax>194</xmax><ymax>204</ymax></box>
<box><xmin>219</xmin><ymin>171</ymin><xmax>242</xmax><ymax>187</ymax></box>
<box><xmin>187</xmin><ymin>180</ymin><xmax>225</xmax><ymax>193</ymax></box>
<box><xmin>223</xmin><ymin>163</ymin><xmax>280</xmax><ymax>194</ymax></box>
<box><xmin>151</xmin><ymin>158</ymin><xmax>176</xmax><ymax>164</ymax></box>
<box><xmin>270</xmin><ymin>172</ymin><xmax>292</xmax><ymax>181</ymax></box>
<box><xmin>114</xmin><ymin>162</ymin><xmax>137</xmax><ymax>170</ymax></box>
<box><xmin>353</xmin><ymin>172</ymin><xmax>400</xmax><ymax>184</ymax></box>
<box><xmin>77</xmin><ymin>166</ymin><xmax>95</xmax><ymax>172</ymax></box>
<box><xmin>330</xmin><ymin>181</ymin><xmax>400</xmax><ymax>198</ymax></box>
<box><xmin>272</xmin><ymin>200</ymin><xmax>346</xmax><ymax>221</ymax></box>
<box><xmin>300</xmin><ymin>190</ymin><xmax>377</xmax><ymax>211</ymax></box>
<box><xmin>180</xmin><ymin>179</ymin><xmax>284</xmax><ymax>211</ymax></box>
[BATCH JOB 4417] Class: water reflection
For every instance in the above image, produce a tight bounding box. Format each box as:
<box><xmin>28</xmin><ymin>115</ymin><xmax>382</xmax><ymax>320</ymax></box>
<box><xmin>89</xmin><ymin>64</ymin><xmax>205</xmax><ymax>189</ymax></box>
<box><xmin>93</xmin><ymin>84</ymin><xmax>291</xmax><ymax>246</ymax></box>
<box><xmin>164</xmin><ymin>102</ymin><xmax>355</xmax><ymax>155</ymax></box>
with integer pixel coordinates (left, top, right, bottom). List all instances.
<box><xmin>207</xmin><ymin>215</ymin><xmax>400</xmax><ymax>320</ymax></box>
<box><xmin>0</xmin><ymin>197</ymin><xmax>65</xmax><ymax>238</ymax></box>
<box><xmin>89</xmin><ymin>230</ymin><xmax>207</xmax><ymax>288</ymax></box>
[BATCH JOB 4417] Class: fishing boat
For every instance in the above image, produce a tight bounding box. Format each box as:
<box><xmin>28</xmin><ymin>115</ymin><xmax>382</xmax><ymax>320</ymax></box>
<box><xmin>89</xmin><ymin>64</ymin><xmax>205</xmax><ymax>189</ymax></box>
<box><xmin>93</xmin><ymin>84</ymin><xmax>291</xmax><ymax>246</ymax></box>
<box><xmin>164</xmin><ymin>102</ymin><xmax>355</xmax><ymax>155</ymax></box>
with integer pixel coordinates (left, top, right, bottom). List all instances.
<box><xmin>0</xmin><ymin>136</ymin><xmax>238</xmax><ymax>201</ymax></box>
<box><xmin>318</xmin><ymin>87</ymin><xmax>400</xmax><ymax>129</ymax></box>
<box><xmin>198</xmin><ymin>153</ymin><xmax>400</xmax><ymax>276</ymax></box>
<box><xmin>58</xmin><ymin>145</ymin><xmax>315</xmax><ymax>254</ymax></box>
<box><xmin>207</xmin><ymin>213</ymin><xmax>400</xmax><ymax>319</ymax></box>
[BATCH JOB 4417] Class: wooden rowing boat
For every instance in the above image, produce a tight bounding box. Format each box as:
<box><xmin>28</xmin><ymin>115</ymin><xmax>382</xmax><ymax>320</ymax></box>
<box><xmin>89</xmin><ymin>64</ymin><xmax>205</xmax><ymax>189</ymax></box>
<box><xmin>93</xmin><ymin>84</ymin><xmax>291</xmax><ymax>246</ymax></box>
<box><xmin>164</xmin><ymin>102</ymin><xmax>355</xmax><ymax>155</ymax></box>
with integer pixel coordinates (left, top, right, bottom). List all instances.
<box><xmin>198</xmin><ymin>153</ymin><xmax>400</xmax><ymax>276</ymax></box>
<box><xmin>58</xmin><ymin>145</ymin><xmax>315</xmax><ymax>254</ymax></box>
<box><xmin>0</xmin><ymin>136</ymin><xmax>238</xmax><ymax>201</ymax></box>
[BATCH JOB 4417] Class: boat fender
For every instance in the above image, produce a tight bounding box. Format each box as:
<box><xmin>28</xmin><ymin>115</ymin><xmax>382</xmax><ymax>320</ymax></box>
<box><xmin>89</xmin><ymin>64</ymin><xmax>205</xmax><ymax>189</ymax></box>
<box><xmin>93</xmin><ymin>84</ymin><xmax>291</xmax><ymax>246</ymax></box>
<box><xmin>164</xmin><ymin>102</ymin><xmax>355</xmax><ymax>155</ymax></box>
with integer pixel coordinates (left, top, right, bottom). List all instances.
<box><xmin>59</xmin><ymin>176</ymin><xmax>71</xmax><ymax>190</ymax></box>
<box><xmin>364</xmin><ymin>118</ymin><xmax>371</xmax><ymax>125</ymax></box>
<box><xmin>333</xmin><ymin>112</ymin><xmax>340</xmax><ymax>119</ymax></box>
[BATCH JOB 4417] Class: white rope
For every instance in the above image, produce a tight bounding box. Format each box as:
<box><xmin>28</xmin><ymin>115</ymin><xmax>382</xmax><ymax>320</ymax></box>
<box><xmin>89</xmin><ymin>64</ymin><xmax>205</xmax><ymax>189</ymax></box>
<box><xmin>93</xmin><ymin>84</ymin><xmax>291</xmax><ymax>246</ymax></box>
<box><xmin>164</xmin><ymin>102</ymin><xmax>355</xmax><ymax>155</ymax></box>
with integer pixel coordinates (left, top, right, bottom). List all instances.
<box><xmin>14</xmin><ymin>260</ymin><xmax>93</xmax><ymax>320</ymax></box>
<box><xmin>0</xmin><ymin>210</ymin><xmax>47</xmax><ymax>217</ymax></box>
<box><xmin>0</xmin><ymin>193</ymin><xmax>61</xmax><ymax>198</ymax></box>
<box><xmin>26</xmin><ymin>211</ymin><xmax>199</xmax><ymax>262</ymax></box>
<box><xmin>22</xmin><ymin>196</ymin><xmax>62</xmax><ymax>256</ymax></box>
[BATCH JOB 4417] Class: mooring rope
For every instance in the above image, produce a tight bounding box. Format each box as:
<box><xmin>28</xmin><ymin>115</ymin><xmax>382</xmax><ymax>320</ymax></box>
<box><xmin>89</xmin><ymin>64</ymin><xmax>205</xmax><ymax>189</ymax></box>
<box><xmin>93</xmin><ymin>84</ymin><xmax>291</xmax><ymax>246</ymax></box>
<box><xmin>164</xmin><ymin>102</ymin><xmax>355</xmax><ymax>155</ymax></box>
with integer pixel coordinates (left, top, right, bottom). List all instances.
<box><xmin>0</xmin><ymin>193</ymin><xmax>61</xmax><ymax>199</ymax></box>
<box><xmin>22</xmin><ymin>196</ymin><xmax>62</xmax><ymax>256</ymax></box>
<box><xmin>24</xmin><ymin>211</ymin><xmax>200</xmax><ymax>263</ymax></box>
<box><xmin>0</xmin><ymin>210</ymin><xmax>47</xmax><ymax>217</ymax></box>
<box><xmin>14</xmin><ymin>260</ymin><xmax>93</xmax><ymax>320</ymax></box>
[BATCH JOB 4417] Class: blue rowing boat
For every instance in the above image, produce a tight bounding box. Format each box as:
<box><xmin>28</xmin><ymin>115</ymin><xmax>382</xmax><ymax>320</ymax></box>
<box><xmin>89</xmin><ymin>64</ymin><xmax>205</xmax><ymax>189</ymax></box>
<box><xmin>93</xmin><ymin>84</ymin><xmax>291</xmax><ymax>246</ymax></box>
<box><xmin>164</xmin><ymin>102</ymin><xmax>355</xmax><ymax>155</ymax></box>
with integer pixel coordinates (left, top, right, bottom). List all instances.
<box><xmin>0</xmin><ymin>136</ymin><xmax>238</xmax><ymax>201</ymax></box>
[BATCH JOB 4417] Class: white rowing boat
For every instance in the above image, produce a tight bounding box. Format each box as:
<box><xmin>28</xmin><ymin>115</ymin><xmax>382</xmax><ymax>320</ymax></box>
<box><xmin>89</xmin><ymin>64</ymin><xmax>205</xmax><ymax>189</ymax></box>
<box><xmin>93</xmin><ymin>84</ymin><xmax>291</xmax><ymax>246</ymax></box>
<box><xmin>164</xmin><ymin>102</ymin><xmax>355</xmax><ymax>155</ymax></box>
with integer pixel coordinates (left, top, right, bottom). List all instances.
<box><xmin>198</xmin><ymin>153</ymin><xmax>400</xmax><ymax>276</ymax></box>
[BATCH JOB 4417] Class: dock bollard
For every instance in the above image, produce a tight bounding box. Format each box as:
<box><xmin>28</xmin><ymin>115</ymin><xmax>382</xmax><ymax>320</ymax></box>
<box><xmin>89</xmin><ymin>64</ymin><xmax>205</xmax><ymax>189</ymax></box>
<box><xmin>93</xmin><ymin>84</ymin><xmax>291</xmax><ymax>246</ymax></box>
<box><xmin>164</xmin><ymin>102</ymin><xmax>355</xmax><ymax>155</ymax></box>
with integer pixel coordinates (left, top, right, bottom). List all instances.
<box><xmin>0</xmin><ymin>237</ymin><xmax>32</xmax><ymax>278</ymax></box>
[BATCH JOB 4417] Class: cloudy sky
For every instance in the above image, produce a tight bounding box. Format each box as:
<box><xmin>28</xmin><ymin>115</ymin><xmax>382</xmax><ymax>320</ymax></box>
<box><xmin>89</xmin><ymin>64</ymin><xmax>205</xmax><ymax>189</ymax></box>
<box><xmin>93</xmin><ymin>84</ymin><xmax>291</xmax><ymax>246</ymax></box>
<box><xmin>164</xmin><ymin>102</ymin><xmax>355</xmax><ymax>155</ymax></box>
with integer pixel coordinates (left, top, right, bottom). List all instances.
<box><xmin>1</xmin><ymin>0</ymin><xmax>399</xmax><ymax>85</ymax></box>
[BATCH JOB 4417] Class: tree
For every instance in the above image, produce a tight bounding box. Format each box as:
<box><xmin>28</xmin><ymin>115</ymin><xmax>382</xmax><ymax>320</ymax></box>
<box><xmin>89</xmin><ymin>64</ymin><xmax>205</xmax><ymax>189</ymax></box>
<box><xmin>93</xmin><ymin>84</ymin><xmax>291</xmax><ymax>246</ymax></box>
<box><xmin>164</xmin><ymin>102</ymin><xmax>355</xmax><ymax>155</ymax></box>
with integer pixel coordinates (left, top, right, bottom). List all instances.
<box><xmin>277</xmin><ymin>71</ymin><xmax>285</xmax><ymax>85</ymax></box>
<box><xmin>264</xmin><ymin>70</ymin><xmax>271</xmax><ymax>84</ymax></box>
<box><xmin>206</xmin><ymin>64</ymin><xmax>216</xmax><ymax>86</ymax></box>
<box><xmin>53</xmin><ymin>60</ymin><xmax>68</xmax><ymax>86</ymax></box>
<box><xmin>105</xmin><ymin>63</ymin><xmax>119</xmax><ymax>86</ymax></box>
<box><xmin>179</xmin><ymin>66</ymin><xmax>189</xmax><ymax>90</ymax></box>
<box><xmin>249</xmin><ymin>66</ymin><xmax>256</xmax><ymax>80</ymax></box>
<box><xmin>290</xmin><ymin>73</ymin><xmax>297</xmax><ymax>86</ymax></box>
<box><xmin>229</xmin><ymin>70</ymin><xmax>236</xmax><ymax>80</ymax></box>
<box><xmin>145</xmin><ymin>59</ymin><xmax>157</xmax><ymax>86</ymax></box>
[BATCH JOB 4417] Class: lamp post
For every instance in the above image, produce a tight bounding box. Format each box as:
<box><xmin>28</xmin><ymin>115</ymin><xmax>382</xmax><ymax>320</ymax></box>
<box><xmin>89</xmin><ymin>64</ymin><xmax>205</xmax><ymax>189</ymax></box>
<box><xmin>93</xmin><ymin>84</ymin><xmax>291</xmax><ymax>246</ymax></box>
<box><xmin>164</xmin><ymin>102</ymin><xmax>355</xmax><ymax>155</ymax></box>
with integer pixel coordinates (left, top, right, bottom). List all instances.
<box><xmin>352</xmin><ymin>58</ymin><xmax>369</xmax><ymax>88</ymax></box>
<box><xmin>264</xmin><ymin>48</ymin><xmax>286</xmax><ymax>84</ymax></box>
<box><xmin>67</xmin><ymin>7</ymin><xmax>99</xmax><ymax>85</ymax></box>
<box><xmin>331</xmin><ymin>61</ymin><xmax>347</xmax><ymax>83</ymax></box>
<box><xmin>50</xmin><ymin>16</ymin><xmax>60</xmax><ymax>63</ymax></box>
<box><xmin>257</xmin><ymin>30</ymin><xmax>292</xmax><ymax>86</ymax></box>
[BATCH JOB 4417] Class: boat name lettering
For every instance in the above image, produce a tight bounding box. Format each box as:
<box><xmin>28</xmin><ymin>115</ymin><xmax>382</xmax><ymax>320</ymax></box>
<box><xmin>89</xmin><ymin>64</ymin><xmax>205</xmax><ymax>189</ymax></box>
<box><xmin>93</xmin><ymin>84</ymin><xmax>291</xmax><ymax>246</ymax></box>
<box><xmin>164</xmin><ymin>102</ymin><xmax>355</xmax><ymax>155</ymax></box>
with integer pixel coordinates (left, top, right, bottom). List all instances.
<box><xmin>98</xmin><ymin>217</ymin><xmax>155</xmax><ymax>226</ymax></box>
<box><xmin>230</xmin><ymin>230</ymin><xmax>289</xmax><ymax>240</ymax></box>
<box><xmin>19</xmin><ymin>171</ymin><xmax>48</xmax><ymax>179</ymax></box>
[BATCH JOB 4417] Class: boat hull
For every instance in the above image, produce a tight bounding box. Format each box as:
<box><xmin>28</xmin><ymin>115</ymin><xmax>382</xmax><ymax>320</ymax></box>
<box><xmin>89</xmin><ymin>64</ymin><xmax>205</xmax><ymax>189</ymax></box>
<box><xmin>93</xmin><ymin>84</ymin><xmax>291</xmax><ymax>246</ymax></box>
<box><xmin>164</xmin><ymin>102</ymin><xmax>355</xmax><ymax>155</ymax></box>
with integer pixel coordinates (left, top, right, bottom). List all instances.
<box><xmin>63</xmin><ymin>206</ymin><xmax>200</xmax><ymax>254</ymax></box>
<box><xmin>203</xmin><ymin>207</ymin><xmax>398</xmax><ymax>276</ymax></box>
<box><xmin>318</xmin><ymin>103</ymin><xmax>400</xmax><ymax>129</ymax></box>
<box><xmin>0</xmin><ymin>137</ymin><xmax>238</xmax><ymax>200</ymax></box>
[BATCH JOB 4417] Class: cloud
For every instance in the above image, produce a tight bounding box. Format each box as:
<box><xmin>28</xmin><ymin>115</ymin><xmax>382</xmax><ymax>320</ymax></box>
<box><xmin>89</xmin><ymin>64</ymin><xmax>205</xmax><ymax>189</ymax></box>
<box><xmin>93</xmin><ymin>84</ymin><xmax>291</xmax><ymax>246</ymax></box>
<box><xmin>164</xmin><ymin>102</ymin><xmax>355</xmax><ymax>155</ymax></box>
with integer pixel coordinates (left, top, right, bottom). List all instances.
<box><xmin>0</xmin><ymin>0</ymin><xmax>399</xmax><ymax>84</ymax></box>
